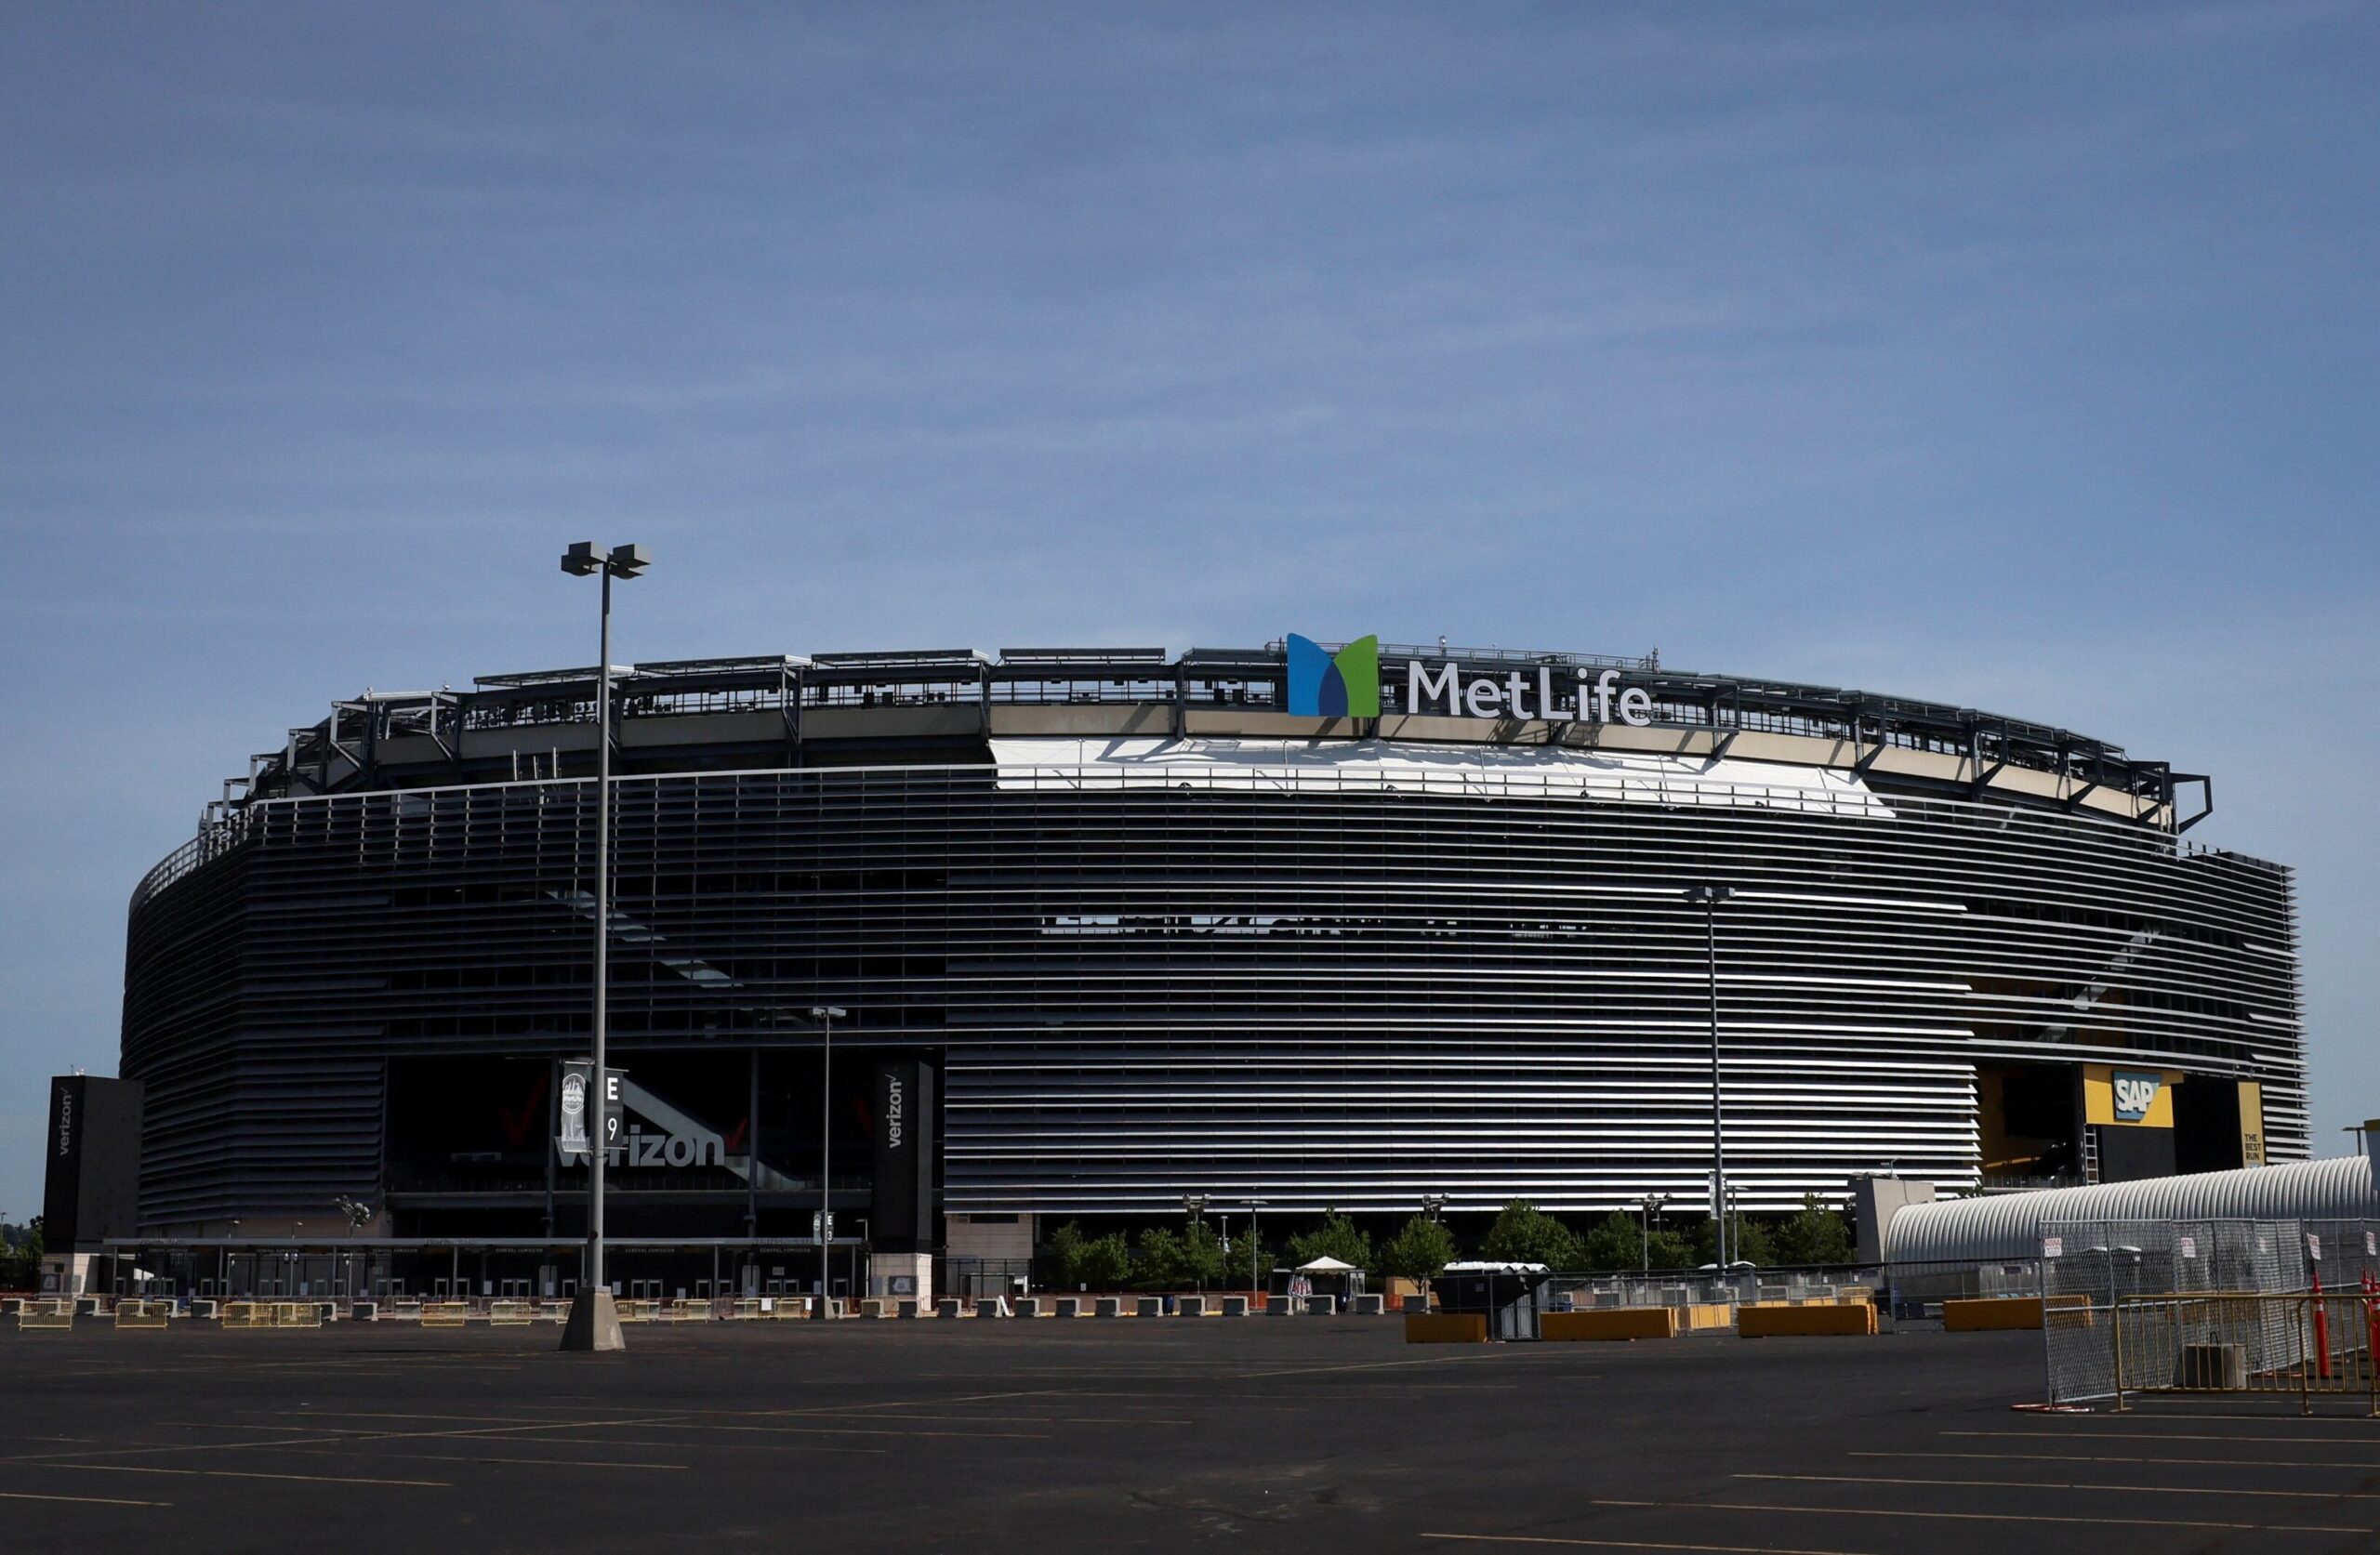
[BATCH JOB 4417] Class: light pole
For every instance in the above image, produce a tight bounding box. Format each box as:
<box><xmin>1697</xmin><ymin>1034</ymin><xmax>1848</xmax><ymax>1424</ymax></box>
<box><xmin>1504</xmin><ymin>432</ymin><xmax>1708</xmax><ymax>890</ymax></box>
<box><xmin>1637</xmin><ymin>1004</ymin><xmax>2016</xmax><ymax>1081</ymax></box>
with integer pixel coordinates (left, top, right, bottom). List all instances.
<box><xmin>1183</xmin><ymin>1195</ymin><xmax>1209</xmax><ymax>1292</ymax></box>
<box><xmin>1684</xmin><ymin>885</ymin><xmax>1734</xmax><ymax>1272</ymax></box>
<box><xmin>1639</xmin><ymin>1193</ymin><xmax>1669</xmax><ymax>1273</ymax></box>
<box><xmin>560</xmin><ymin>539</ymin><xmax>650</xmax><ymax>1353</ymax></box>
<box><xmin>1247</xmin><ymin>1198</ymin><xmax>1267</xmax><ymax>1301</ymax></box>
<box><xmin>811</xmin><ymin>1005</ymin><xmax>845</xmax><ymax>1317</ymax></box>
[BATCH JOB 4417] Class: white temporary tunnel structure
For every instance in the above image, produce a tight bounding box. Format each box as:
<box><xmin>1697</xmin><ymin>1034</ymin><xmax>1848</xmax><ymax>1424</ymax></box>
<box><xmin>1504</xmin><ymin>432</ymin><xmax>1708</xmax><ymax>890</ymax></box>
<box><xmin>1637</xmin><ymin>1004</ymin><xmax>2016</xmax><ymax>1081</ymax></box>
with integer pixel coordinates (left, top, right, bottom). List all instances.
<box><xmin>1884</xmin><ymin>1155</ymin><xmax>2380</xmax><ymax>1264</ymax></box>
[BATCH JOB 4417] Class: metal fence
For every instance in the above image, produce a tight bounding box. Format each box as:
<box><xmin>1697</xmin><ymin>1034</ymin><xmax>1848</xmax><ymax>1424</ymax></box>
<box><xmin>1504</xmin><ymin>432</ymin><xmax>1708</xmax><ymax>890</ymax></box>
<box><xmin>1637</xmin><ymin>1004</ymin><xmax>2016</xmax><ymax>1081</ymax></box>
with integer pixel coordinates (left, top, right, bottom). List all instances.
<box><xmin>2113</xmin><ymin>1293</ymin><xmax>2379</xmax><ymax>1414</ymax></box>
<box><xmin>2040</xmin><ymin>1218</ymin><xmax>2380</xmax><ymax>1405</ymax></box>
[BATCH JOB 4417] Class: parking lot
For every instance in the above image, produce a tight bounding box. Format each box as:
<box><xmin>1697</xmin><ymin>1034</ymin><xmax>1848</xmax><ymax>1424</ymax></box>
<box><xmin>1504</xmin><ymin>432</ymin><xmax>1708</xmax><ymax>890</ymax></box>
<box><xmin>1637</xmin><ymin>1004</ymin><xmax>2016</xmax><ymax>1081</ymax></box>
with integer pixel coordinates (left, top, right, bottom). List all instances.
<box><xmin>4</xmin><ymin>1317</ymin><xmax>2377</xmax><ymax>1552</ymax></box>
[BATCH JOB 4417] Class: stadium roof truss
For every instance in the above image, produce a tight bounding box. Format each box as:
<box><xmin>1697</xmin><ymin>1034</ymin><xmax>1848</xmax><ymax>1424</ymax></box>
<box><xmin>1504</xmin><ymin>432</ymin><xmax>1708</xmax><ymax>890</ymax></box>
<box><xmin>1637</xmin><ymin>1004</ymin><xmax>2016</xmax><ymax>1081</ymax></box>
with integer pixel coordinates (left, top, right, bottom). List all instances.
<box><xmin>219</xmin><ymin>642</ymin><xmax>2210</xmax><ymax>836</ymax></box>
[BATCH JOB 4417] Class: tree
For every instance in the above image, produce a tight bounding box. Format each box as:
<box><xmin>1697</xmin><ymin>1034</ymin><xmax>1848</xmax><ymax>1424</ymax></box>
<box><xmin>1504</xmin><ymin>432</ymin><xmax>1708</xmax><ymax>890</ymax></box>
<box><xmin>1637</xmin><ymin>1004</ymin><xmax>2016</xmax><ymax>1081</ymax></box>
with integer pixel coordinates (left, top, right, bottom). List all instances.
<box><xmin>1136</xmin><ymin>1222</ymin><xmax>1228</xmax><ymax>1290</ymax></box>
<box><xmin>1691</xmin><ymin>1214</ymin><xmax>1775</xmax><ymax>1268</ymax></box>
<box><xmin>0</xmin><ymin>1217</ymin><xmax>41</xmax><ymax>1290</ymax></box>
<box><xmin>1285</xmin><ymin>1211</ymin><xmax>1372</xmax><ymax>1274</ymax></box>
<box><xmin>1045</xmin><ymin>1220</ymin><xmax>1091</xmax><ymax>1288</ymax></box>
<box><xmin>1378</xmin><ymin>1216</ymin><xmax>1456</xmax><ymax>1284</ymax></box>
<box><xmin>1044</xmin><ymin>1220</ymin><xmax>1130</xmax><ymax>1289</ymax></box>
<box><xmin>1480</xmin><ymin>1201</ymin><xmax>1582</xmax><ymax>1268</ymax></box>
<box><xmin>1645</xmin><ymin>1227</ymin><xmax>1694</xmax><ymax>1270</ymax></box>
<box><xmin>1224</xmin><ymin>1228</ymin><xmax>1274</xmax><ymax>1292</ymax></box>
<box><xmin>1578</xmin><ymin>1211</ymin><xmax>1643</xmax><ymax>1272</ymax></box>
<box><xmin>1076</xmin><ymin>1230</ymin><xmax>1131</xmax><ymax>1290</ymax></box>
<box><xmin>1771</xmin><ymin>1195</ymin><xmax>1855</xmax><ymax>1266</ymax></box>
<box><xmin>1574</xmin><ymin>1212</ymin><xmax>1698</xmax><ymax>1272</ymax></box>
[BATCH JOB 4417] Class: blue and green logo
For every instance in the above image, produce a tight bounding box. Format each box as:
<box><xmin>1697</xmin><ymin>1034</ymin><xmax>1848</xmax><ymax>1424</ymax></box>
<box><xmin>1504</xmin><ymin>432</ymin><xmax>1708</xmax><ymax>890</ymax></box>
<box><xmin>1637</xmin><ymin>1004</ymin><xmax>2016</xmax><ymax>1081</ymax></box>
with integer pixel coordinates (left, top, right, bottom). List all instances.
<box><xmin>1286</xmin><ymin>634</ymin><xmax>1380</xmax><ymax>718</ymax></box>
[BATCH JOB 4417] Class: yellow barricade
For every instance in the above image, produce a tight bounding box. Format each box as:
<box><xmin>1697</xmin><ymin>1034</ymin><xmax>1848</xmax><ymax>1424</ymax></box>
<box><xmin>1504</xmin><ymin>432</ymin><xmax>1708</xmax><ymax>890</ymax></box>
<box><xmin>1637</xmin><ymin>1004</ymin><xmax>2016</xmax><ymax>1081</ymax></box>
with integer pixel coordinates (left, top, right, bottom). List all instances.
<box><xmin>488</xmin><ymin>1300</ymin><xmax>533</xmax><ymax>1326</ymax></box>
<box><xmin>220</xmin><ymin>1300</ymin><xmax>271</xmax><ymax>1329</ymax></box>
<box><xmin>113</xmin><ymin>1300</ymin><xmax>172</xmax><ymax>1329</ymax></box>
<box><xmin>1945</xmin><ymin>1297</ymin><xmax>2045</xmax><ymax>1332</ymax></box>
<box><xmin>1680</xmin><ymin>1302</ymin><xmax>1734</xmax><ymax>1332</ymax></box>
<box><xmin>1543</xmin><ymin>1307</ymin><xmax>1675</xmax><ymax>1341</ymax></box>
<box><xmin>1404</xmin><ymin>1312</ymin><xmax>1489</xmax><ymax>1344</ymax></box>
<box><xmin>274</xmin><ymin>1302</ymin><xmax>324</xmax><ymax>1328</ymax></box>
<box><xmin>769</xmin><ymin>1297</ymin><xmax>811</xmax><ymax>1319</ymax></box>
<box><xmin>420</xmin><ymin>1301</ymin><xmax>470</xmax><ymax>1328</ymax></box>
<box><xmin>18</xmin><ymin>1300</ymin><xmax>74</xmax><ymax>1331</ymax></box>
<box><xmin>1739</xmin><ymin>1302</ymin><xmax>1876</xmax><ymax>1337</ymax></box>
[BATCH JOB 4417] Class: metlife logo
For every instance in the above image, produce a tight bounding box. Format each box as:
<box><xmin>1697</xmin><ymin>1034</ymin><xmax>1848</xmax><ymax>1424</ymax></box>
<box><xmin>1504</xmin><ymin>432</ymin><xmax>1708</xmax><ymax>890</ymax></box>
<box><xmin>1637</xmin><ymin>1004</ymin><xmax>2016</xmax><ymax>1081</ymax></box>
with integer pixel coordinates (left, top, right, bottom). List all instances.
<box><xmin>1287</xmin><ymin>634</ymin><xmax>1658</xmax><ymax>727</ymax></box>
<box><xmin>1286</xmin><ymin>634</ymin><xmax>1380</xmax><ymax>718</ymax></box>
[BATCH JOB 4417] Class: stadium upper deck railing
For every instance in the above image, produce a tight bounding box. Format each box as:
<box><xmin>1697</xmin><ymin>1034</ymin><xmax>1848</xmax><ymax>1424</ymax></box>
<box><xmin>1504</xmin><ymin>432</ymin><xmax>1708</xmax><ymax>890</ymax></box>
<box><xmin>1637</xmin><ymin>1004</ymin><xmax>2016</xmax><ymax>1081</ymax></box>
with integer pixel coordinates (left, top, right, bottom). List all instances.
<box><xmin>136</xmin><ymin>752</ymin><xmax>2280</xmax><ymax>911</ymax></box>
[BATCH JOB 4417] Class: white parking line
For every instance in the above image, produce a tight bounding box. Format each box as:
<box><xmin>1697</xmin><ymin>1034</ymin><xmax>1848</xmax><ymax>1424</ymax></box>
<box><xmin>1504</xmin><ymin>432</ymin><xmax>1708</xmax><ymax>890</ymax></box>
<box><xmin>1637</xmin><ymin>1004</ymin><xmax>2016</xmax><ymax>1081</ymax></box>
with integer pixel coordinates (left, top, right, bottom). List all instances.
<box><xmin>1739</xmin><ymin>1471</ymin><xmax>2380</xmax><ymax>1502</ymax></box>
<box><xmin>0</xmin><ymin>1487</ymin><xmax>173</xmax><ymax>1508</ymax></box>
<box><xmin>1422</xmin><ymin>1534</ymin><xmax>1873</xmax><ymax>1554</ymax></box>
<box><xmin>1586</xmin><ymin>1498</ymin><xmax>2367</xmax><ymax>1535</ymax></box>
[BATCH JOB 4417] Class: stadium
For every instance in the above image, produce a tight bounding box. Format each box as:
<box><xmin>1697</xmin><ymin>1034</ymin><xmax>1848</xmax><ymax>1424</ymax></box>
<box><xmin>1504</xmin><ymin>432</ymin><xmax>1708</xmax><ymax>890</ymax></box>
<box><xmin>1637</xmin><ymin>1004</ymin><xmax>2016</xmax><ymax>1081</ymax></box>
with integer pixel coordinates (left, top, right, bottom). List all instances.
<box><xmin>117</xmin><ymin>637</ymin><xmax>2307</xmax><ymax>1281</ymax></box>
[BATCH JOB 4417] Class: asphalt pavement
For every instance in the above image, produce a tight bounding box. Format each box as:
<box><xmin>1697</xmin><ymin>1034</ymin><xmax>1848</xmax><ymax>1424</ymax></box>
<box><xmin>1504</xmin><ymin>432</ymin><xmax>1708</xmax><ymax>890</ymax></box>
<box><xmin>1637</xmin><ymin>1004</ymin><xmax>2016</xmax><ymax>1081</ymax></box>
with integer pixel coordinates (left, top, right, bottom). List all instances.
<box><xmin>5</xmin><ymin>1312</ymin><xmax>2377</xmax><ymax>1552</ymax></box>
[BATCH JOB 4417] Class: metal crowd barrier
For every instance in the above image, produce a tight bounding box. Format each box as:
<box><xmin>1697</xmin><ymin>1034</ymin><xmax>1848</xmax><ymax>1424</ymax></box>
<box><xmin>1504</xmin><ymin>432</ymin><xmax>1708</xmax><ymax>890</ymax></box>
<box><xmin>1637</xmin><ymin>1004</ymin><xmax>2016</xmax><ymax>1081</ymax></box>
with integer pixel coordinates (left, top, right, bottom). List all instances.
<box><xmin>112</xmin><ymin>1299</ymin><xmax>173</xmax><ymax>1329</ymax></box>
<box><xmin>221</xmin><ymin>1300</ymin><xmax>324</xmax><ymax>1329</ymax></box>
<box><xmin>2114</xmin><ymin>1293</ymin><xmax>2380</xmax><ymax>1415</ymax></box>
<box><xmin>16</xmin><ymin>1299</ymin><xmax>75</xmax><ymax>1331</ymax></box>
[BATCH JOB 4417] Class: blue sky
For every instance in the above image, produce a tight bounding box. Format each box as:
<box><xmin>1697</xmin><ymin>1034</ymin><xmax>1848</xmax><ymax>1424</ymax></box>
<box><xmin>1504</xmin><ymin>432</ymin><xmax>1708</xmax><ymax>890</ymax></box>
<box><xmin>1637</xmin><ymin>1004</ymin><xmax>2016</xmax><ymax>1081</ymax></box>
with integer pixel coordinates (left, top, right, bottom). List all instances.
<box><xmin>3</xmin><ymin>3</ymin><xmax>2373</xmax><ymax>1216</ymax></box>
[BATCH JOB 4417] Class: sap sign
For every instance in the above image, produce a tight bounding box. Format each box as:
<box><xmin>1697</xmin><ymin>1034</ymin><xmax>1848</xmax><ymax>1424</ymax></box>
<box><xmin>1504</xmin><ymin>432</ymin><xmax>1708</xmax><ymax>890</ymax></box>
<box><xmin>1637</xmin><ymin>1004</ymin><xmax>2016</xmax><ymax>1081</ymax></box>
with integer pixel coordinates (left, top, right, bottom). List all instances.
<box><xmin>2112</xmin><ymin>1070</ymin><xmax>2164</xmax><ymax>1124</ymax></box>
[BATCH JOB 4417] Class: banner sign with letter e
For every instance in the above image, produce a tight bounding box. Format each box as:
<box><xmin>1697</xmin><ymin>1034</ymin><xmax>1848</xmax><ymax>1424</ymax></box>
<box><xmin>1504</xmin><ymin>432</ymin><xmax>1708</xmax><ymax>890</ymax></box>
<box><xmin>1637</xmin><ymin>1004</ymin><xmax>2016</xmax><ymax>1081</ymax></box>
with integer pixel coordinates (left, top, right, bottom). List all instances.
<box><xmin>556</xmin><ymin>1061</ymin><xmax>626</xmax><ymax>1164</ymax></box>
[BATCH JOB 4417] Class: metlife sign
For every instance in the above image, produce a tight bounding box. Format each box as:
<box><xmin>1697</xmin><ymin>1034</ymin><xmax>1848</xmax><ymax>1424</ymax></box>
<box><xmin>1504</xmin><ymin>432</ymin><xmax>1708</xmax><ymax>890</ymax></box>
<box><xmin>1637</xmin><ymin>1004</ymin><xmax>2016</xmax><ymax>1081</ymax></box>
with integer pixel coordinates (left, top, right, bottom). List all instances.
<box><xmin>1288</xmin><ymin>634</ymin><xmax>1658</xmax><ymax>727</ymax></box>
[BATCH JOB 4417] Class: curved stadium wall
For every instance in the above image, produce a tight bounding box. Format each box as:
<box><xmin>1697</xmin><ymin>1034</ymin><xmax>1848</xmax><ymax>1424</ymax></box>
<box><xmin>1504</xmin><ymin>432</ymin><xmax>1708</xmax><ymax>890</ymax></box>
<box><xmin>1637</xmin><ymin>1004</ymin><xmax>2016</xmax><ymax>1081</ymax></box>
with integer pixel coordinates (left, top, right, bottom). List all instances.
<box><xmin>120</xmin><ymin>647</ymin><xmax>2309</xmax><ymax>1232</ymax></box>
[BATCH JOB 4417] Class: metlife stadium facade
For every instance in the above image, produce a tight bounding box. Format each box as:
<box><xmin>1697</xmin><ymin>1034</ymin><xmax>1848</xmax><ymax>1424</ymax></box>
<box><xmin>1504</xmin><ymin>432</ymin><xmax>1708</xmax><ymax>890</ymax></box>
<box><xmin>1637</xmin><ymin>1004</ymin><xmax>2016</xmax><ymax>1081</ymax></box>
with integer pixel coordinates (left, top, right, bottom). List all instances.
<box><xmin>122</xmin><ymin>638</ymin><xmax>2307</xmax><ymax>1249</ymax></box>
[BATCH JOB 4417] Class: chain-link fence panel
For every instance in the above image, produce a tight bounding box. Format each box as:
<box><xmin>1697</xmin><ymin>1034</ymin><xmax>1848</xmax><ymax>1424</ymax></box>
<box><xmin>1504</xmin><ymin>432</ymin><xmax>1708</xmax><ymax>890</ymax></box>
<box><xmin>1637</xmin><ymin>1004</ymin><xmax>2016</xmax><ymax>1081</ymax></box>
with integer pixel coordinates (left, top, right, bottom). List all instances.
<box><xmin>2304</xmin><ymin>1219</ymin><xmax>2380</xmax><ymax>1289</ymax></box>
<box><xmin>2034</xmin><ymin>1218</ymin><xmax>2380</xmax><ymax>1403</ymax></box>
<box><xmin>2039</xmin><ymin>1220</ymin><xmax>2197</xmax><ymax>1403</ymax></box>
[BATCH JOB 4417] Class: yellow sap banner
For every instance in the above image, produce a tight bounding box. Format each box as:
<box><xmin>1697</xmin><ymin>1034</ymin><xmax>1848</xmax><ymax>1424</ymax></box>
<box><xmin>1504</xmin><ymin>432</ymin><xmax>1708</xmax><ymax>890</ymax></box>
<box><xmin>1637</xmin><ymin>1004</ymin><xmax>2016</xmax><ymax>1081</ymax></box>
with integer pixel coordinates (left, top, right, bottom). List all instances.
<box><xmin>2083</xmin><ymin>1064</ymin><xmax>2181</xmax><ymax>1128</ymax></box>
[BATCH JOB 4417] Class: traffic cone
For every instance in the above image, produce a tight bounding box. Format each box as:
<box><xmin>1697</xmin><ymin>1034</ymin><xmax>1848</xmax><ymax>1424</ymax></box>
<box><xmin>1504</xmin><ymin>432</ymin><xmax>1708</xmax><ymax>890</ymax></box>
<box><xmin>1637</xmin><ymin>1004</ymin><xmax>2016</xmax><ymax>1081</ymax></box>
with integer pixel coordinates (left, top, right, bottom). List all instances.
<box><xmin>2312</xmin><ymin>1264</ymin><xmax>2332</xmax><ymax>1380</ymax></box>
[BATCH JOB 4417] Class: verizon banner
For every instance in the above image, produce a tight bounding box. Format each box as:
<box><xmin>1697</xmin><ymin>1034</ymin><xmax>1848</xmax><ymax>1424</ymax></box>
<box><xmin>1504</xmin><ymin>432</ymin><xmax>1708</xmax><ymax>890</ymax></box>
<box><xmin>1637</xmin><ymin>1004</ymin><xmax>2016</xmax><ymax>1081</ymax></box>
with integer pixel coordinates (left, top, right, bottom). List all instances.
<box><xmin>870</xmin><ymin>1058</ymin><xmax>935</xmax><ymax>1252</ymax></box>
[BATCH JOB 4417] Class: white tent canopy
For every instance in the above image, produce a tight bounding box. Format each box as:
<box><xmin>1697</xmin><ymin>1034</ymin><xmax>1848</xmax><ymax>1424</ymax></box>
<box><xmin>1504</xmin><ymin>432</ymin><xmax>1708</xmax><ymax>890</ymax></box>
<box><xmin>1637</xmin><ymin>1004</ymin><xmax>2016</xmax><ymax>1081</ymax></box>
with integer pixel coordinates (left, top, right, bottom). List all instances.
<box><xmin>1295</xmin><ymin>1256</ymin><xmax>1361</xmax><ymax>1273</ymax></box>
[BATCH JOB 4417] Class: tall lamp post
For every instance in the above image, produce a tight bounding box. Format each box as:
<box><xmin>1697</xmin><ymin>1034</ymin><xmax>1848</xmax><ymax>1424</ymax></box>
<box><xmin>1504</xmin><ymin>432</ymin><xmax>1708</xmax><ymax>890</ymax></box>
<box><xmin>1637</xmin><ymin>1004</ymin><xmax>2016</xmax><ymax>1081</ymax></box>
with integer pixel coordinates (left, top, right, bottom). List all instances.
<box><xmin>1684</xmin><ymin>884</ymin><xmax>1735</xmax><ymax>1272</ymax></box>
<box><xmin>559</xmin><ymin>539</ymin><xmax>650</xmax><ymax>1353</ymax></box>
<box><xmin>1183</xmin><ymin>1195</ymin><xmax>1208</xmax><ymax>1293</ymax></box>
<box><xmin>811</xmin><ymin>1005</ymin><xmax>846</xmax><ymax>1317</ymax></box>
<box><xmin>1639</xmin><ymin>1193</ymin><xmax>1669</xmax><ymax>1273</ymax></box>
<box><xmin>1247</xmin><ymin>1198</ymin><xmax>1267</xmax><ymax>1302</ymax></box>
